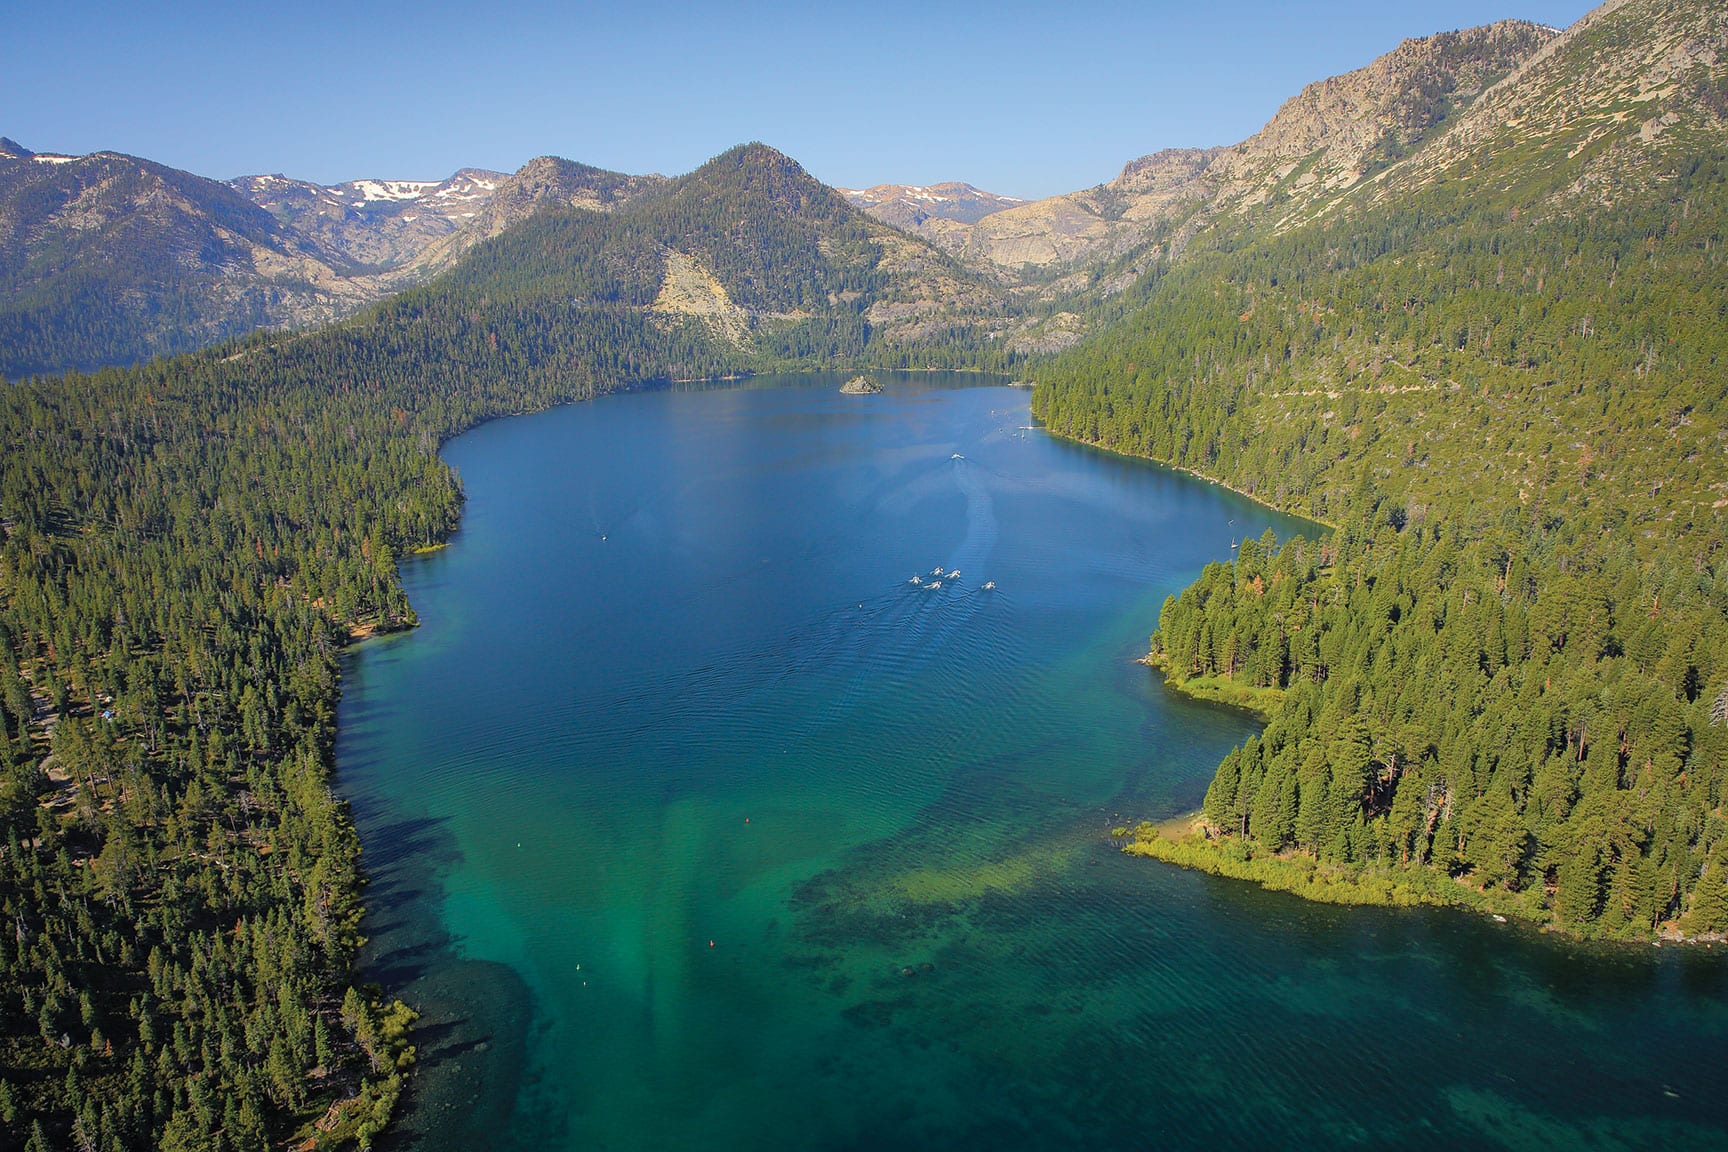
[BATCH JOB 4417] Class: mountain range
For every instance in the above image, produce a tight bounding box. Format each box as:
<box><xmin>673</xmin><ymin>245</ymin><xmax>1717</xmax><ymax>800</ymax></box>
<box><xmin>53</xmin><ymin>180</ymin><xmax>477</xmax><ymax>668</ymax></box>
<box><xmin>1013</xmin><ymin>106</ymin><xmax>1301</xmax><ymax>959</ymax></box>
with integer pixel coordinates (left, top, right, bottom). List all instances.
<box><xmin>0</xmin><ymin>138</ymin><xmax>693</xmax><ymax>377</ymax></box>
<box><xmin>0</xmin><ymin>13</ymin><xmax>1580</xmax><ymax>380</ymax></box>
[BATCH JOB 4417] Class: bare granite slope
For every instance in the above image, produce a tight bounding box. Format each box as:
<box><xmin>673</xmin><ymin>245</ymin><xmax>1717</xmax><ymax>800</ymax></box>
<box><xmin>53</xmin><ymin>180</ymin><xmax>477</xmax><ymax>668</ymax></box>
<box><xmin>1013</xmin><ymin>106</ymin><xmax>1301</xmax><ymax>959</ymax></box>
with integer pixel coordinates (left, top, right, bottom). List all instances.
<box><xmin>929</xmin><ymin>20</ymin><xmax>1558</xmax><ymax>284</ymax></box>
<box><xmin>1366</xmin><ymin>0</ymin><xmax>1727</xmax><ymax>205</ymax></box>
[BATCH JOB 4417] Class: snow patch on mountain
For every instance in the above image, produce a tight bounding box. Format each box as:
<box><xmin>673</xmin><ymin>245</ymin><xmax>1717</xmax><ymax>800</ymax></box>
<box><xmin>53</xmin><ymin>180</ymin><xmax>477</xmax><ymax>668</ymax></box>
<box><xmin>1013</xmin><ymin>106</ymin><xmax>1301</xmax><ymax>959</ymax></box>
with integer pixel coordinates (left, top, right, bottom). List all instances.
<box><xmin>344</xmin><ymin>179</ymin><xmax>441</xmax><ymax>202</ymax></box>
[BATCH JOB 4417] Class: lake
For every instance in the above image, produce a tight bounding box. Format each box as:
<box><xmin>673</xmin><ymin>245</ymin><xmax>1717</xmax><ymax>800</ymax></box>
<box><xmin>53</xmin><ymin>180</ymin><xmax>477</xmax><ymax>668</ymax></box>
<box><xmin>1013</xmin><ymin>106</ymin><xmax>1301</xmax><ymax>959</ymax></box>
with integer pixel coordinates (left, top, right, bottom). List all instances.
<box><xmin>336</xmin><ymin>372</ymin><xmax>1728</xmax><ymax>1150</ymax></box>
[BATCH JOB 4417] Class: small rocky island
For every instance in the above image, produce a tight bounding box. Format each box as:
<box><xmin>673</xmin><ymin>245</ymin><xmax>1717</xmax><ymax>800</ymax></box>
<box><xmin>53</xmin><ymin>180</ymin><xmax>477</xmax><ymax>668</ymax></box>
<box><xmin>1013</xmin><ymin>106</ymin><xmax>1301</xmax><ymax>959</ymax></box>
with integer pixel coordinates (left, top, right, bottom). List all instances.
<box><xmin>840</xmin><ymin>374</ymin><xmax>883</xmax><ymax>394</ymax></box>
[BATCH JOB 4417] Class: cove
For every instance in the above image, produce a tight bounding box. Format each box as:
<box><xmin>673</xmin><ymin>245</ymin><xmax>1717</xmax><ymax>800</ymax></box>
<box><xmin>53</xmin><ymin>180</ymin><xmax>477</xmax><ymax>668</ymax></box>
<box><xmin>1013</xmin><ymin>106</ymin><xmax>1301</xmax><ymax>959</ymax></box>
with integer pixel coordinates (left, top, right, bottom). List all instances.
<box><xmin>336</xmin><ymin>372</ymin><xmax>1728</xmax><ymax>1150</ymax></box>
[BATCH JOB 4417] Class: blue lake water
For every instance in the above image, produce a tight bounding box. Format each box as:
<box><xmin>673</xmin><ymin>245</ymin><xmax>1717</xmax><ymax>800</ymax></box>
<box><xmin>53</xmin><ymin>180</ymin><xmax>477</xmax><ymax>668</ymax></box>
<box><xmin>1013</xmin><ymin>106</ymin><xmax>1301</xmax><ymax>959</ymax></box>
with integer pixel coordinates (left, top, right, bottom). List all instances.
<box><xmin>337</xmin><ymin>372</ymin><xmax>1728</xmax><ymax>1150</ymax></box>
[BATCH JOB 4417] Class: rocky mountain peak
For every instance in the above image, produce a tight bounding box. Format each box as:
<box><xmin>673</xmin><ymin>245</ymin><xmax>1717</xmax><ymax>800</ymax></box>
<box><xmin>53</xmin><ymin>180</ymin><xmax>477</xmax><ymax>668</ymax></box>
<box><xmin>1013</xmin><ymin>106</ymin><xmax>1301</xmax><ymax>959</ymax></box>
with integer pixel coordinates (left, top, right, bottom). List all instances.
<box><xmin>488</xmin><ymin>156</ymin><xmax>650</xmax><ymax>212</ymax></box>
<box><xmin>909</xmin><ymin>17</ymin><xmax>1560</xmax><ymax>282</ymax></box>
<box><xmin>707</xmin><ymin>141</ymin><xmax>803</xmax><ymax>174</ymax></box>
<box><xmin>474</xmin><ymin>155</ymin><xmax>657</xmax><ymax>224</ymax></box>
<box><xmin>1113</xmin><ymin>149</ymin><xmax>1222</xmax><ymax>194</ymax></box>
<box><xmin>1200</xmin><ymin>19</ymin><xmax>1560</xmax><ymax>221</ymax></box>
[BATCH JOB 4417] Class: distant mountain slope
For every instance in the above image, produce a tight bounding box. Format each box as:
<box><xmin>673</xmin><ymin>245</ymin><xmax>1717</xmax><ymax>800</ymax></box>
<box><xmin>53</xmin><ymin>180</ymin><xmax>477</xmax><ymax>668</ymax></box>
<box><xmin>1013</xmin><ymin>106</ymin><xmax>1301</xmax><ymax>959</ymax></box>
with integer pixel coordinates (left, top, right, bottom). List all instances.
<box><xmin>1033</xmin><ymin>0</ymin><xmax>1728</xmax><ymax>939</ymax></box>
<box><xmin>840</xmin><ymin>182</ymin><xmax>1024</xmax><ymax>240</ymax></box>
<box><xmin>229</xmin><ymin>156</ymin><xmax>671</xmax><ymax>288</ymax></box>
<box><xmin>401</xmin><ymin>156</ymin><xmax>667</xmax><ymax>275</ymax></box>
<box><xmin>0</xmin><ymin>140</ymin><xmax>365</xmax><ymax>378</ymax></box>
<box><xmin>0</xmin><ymin>141</ymin><xmax>682</xmax><ymax>378</ymax></box>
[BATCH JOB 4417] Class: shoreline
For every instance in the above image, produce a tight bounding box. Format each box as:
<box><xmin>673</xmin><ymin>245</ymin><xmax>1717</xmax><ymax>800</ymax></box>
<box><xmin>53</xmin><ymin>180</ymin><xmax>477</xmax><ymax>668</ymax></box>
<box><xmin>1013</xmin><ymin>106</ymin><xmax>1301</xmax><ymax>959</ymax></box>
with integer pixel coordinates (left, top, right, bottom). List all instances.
<box><xmin>1123</xmin><ymin>815</ymin><xmax>1725</xmax><ymax>947</ymax></box>
<box><xmin>1028</xmin><ymin>415</ymin><xmax>1339</xmax><ymax>534</ymax></box>
<box><xmin>1141</xmin><ymin>650</ymin><xmax>1284</xmax><ymax>721</ymax></box>
<box><xmin>1125</xmin><ymin>814</ymin><xmax>1506</xmax><ymax>912</ymax></box>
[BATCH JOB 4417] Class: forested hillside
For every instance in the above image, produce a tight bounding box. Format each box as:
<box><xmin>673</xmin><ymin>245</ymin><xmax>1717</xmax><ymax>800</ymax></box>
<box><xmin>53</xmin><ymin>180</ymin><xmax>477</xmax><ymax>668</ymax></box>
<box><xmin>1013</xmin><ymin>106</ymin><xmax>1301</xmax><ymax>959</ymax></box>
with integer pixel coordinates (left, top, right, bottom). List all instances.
<box><xmin>0</xmin><ymin>143</ymin><xmax>1012</xmax><ymax>1149</ymax></box>
<box><xmin>1035</xmin><ymin>0</ymin><xmax>1728</xmax><ymax>937</ymax></box>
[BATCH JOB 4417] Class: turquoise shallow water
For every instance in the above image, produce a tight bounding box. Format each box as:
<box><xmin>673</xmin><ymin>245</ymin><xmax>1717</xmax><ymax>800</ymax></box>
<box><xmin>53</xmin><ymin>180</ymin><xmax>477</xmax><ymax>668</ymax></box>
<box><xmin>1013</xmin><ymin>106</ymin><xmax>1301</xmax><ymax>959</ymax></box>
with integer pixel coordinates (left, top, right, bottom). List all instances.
<box><xmin>337</xmin><ymin>372</ymin><xmax>1728</xmax><ymax>1151</ymax></box>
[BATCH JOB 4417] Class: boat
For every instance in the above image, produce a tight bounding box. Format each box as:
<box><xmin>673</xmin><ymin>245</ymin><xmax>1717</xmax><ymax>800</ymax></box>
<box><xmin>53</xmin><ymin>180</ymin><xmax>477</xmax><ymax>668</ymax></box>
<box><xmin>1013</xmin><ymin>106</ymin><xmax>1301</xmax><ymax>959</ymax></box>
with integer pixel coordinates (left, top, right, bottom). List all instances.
<box><xmin>952</xmin><ymin>453</ymin><xmax>965</xmax><ymax>460</ymax></box>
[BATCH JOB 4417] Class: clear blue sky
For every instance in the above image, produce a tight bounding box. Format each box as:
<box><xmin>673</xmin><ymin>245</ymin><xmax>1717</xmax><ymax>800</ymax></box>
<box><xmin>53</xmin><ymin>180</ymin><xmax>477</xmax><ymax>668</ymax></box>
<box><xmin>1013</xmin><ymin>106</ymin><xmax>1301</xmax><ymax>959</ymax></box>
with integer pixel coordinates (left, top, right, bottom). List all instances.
<box><xmin>4</xmin><ymin>0</ymin><xmax>1594</xmax><ymax>199</ymax></box>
